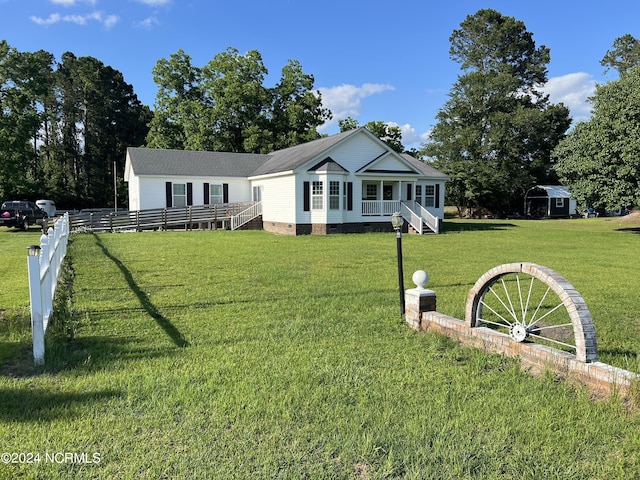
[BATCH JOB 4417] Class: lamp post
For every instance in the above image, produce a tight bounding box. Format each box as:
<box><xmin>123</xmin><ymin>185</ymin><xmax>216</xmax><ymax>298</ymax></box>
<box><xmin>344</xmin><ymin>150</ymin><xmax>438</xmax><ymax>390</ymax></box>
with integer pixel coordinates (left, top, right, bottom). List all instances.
<box><xmin>391</xmin><ymin>212</ymin><xmax>405</xmax><ymax>316</ymax></box>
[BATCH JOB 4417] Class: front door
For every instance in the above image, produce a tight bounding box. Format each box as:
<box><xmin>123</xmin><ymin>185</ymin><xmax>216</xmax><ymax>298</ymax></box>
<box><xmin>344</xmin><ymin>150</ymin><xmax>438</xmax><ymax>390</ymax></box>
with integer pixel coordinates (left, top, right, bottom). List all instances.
<box><xmin>383</xmin><ymin>184</ymin><xmax>393</xmax><ymax>200</ymax></box>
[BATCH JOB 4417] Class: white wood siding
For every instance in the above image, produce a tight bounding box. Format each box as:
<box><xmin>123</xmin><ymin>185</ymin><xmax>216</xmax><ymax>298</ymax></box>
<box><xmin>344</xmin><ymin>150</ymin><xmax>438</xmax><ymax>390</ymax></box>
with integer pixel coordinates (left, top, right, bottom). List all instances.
<box><xmin>127</xmin><ymin>174</ymin><xmax>141</xmax><ymax>211</ymax></box>
<box><xmin>374</xmin><ymin>155</ymin><xmax>415</xmax><ymax>172</ymax></box>
<box><xmin>259</xmin><ymin>175</ymin><xmax>296</xmax><ymax>223</ymax></box>
<box><xmin>325</xmin><ymin>132</ymin><xmax>386</xmax><ymax>172</ymax></box>
<box><xmin>135</xmin><ymin>176</ymin><xmax>252</xmax><ymax>211</ymax></box>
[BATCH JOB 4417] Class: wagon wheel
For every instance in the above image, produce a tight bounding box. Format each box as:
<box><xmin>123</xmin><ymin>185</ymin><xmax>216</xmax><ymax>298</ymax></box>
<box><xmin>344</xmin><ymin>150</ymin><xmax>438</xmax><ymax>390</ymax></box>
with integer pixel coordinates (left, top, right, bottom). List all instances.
<box><xmin>465</xmin><ymin>263</ymin><xmax>598</xmax><ymax>363</ymax></box>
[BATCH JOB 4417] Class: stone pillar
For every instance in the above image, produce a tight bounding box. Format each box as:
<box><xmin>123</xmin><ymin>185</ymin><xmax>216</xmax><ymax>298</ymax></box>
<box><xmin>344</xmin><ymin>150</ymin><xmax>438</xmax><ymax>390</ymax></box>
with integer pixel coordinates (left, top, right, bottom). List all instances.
<box><xmin>405</xmin><ymin>270</ymin><xmax>436</xmax><ymax>331</ymax></box>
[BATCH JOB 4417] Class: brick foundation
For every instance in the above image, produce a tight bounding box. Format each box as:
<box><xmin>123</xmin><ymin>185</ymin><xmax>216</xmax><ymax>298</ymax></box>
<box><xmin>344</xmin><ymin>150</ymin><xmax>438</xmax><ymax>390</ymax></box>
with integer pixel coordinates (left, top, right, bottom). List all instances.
<box><xmin>262</xmin><ymin>221</ymin><xmax>398</xmax><ymax>235</ymax></box>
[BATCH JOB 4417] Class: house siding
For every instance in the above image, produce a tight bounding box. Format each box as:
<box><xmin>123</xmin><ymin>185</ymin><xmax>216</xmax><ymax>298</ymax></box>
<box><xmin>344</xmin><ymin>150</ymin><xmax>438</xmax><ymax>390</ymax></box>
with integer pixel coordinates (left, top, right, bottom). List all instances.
<box><xmin>260</xmin><ymin>174</ymin><xmax>296</xmax><ymax>224</ymax></box>
<box><xmin>135</xmin><ymin>176</ymin><xmax>251</xmax><ymax>210</ymax></box>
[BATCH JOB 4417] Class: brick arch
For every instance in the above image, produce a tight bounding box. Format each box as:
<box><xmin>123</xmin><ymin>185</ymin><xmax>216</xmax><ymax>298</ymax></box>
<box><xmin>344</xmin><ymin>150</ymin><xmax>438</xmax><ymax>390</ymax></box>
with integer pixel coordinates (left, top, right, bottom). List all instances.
<box><xmin>465</xmin><ymin>263</ymin><xmax>598</xmax><ymax>363</ymax></box>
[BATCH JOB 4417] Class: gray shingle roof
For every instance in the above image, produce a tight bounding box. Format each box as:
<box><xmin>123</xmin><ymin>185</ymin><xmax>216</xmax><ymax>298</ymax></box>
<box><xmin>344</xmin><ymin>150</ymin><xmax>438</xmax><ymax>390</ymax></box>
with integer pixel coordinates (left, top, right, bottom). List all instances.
<box><xmin>249</xmin><ymin>129</ymin><xmax>356</xmax><ymax>177</ymax></box>
<box><xmin>127</xmin><ymin>128</ymin><xmax>448</xmax><ymax>180</ymax></box>
<box><xmin>401</xmin><ymin>154</ymin><xmax>450</xmax><ymax>180</ymax></box>
<box><xmin>127</xmin><ymin>148</ymin><xmax>270</xmax><ymax>177</ymax></box>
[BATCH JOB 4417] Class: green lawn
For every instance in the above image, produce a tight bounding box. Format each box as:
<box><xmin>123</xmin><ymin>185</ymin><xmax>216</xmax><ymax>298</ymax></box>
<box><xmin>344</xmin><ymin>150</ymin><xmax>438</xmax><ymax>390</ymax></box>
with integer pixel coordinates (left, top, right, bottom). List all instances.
<box><xmin>1</xmin><ymin>218</ymin><xmax>640</xmax><ymax>478</ymax></box>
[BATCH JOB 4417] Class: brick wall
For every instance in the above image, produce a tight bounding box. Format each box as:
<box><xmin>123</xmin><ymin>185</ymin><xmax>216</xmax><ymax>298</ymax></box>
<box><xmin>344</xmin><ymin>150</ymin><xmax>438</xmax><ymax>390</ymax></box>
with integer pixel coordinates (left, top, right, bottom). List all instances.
<box><xmin>405</xmin><ymin>283</ymin><xmax>637</xmax><ymax>397</ymax></box>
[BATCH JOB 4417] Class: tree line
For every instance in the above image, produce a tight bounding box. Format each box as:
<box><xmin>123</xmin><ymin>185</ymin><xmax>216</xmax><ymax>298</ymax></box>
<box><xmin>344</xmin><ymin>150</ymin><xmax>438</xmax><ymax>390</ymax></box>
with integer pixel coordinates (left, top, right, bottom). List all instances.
<box><xmin>0</xmin><ymin>43</ymin><xmax>331</xmax><ymax>209</ymax></box>
<box><xmin>0</xmin><ymin>41</ymin><xmax>152</xmax><ymax>208</ymax></box>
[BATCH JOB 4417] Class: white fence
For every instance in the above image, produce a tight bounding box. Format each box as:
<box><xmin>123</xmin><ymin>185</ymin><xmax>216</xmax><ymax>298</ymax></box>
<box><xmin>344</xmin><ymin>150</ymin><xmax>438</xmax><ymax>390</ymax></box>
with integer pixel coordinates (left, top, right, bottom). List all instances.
<box><xmin>27</xmin><ymin>213</ymin><xmax>70</xmax><ymax>365</ymax></box>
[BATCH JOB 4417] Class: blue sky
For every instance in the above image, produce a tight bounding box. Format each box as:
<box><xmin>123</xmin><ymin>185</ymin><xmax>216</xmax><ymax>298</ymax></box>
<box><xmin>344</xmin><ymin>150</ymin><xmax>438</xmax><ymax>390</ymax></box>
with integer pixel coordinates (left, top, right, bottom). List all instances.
<box><xmin>1</xmin><ymin>0</ymin><xmax>638</xmax><ymax>149</ymax></box>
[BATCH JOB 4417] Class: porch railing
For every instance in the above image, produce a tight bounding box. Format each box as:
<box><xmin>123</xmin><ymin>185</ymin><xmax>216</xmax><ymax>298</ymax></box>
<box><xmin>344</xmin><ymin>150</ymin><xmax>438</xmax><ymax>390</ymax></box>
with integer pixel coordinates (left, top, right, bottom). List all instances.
<box><xmin>362</xmin><ymin>200</ymin><xmax>401</xmax><ymax>216</ymax></box>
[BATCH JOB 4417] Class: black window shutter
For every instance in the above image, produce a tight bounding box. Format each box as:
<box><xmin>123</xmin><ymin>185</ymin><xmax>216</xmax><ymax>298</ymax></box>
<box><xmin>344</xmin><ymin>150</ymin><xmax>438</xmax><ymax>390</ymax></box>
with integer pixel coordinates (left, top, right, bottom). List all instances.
<box><xmin>303</xmin><ymin>181</ymin><xmax>310</xmax><ymax>211</ymax></box>
<box><xmin>435</xmin><ymin>184</ymin><xmax>440</xmax><ymax>208</ymax></box>
<box><xmin>223</xmin><ymin>183</ymin><xmax>229</xmax><ymax>203</ymax></box>
<box><xmin>187</xmin><ymin>182</ymin><xmax>193</xmax><ymax>206</ymax></box>
<box><xmin>166</xmin><ymin>182</ymin><xmax>172</xmax><ymax>208</ymax></box>
<box><xmin>407</xmin><ymin>183</ymin><xmax>413</xmax><ymax>201</ymax></box>
<box><xmin>347</xmin><ymin>182</ymin><xmax>353</xmax><ymax>211</ymax></box>
<box><xmin>203</xmin><ymin>183</ymin><xmax>209</xmax><ymax>204</ymax></box>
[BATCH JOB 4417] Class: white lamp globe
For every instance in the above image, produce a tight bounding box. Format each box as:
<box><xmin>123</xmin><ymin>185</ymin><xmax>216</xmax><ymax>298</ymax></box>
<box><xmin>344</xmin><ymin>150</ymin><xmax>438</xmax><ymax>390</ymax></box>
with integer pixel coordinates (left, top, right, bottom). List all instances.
<box><xmin>412</xmin><ymin>270</ymin><xmax>429</xmax><ymax>290</ymax></box>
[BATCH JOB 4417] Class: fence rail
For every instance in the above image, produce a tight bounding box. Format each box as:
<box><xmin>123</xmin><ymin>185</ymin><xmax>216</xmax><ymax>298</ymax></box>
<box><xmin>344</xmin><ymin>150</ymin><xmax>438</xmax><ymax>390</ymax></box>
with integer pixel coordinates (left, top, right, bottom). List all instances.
<box><xmin>27</xmin><ymin>213</ymin><xmax>70</xmax><ymax>365</ymax></box>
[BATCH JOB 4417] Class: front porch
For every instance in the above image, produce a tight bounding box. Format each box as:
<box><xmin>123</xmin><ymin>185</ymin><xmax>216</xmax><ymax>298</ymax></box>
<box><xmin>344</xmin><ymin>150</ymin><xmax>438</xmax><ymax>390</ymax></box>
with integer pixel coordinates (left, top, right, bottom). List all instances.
<box><xmin>361</xmin><ymin>199</ymin><xmax>440</xmax><ymax>234</ymax></box>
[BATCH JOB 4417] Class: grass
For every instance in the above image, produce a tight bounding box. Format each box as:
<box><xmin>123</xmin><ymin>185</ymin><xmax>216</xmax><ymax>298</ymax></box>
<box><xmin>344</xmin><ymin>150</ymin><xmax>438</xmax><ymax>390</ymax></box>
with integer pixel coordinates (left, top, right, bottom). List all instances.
<box><xmin>0</xmin><ymin>227</ymin><xmax>48</xmax><ymax>365</ymax></box>
<box><xmin>1</xmin><ymin>218</ymin><xmax>640</xmax><ymax>478</ymax></box>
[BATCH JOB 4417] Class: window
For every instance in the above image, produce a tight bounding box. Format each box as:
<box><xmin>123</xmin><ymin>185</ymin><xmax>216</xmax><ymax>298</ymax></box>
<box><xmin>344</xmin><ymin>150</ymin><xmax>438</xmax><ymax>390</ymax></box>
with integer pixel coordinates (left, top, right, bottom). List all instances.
<box><xmin>173</xmin><ymin>183</ymin><xmax>187</xmax><ymax>207</ymax></box>
<box><xmin>365</xmin><ymin>184</ymin><xmax>377</xmax><ymax>200</ymax></box>
<box><xmin>329</xmin><ymin>181</ymin><xmax>340</xmax><ymax>210</ymax></box>
<box><xmin>210</xmin><ymin>184</ymin><xmax>223</xmax><ymax>205</ymax></box>
<box><xmin>555</xmin><ymin>198</ymin><xmax>565</xmax><ymax>208</ymax></box>
<box><xmin>415</xmin><ymin>185</ymin><xmax>422</xmax><ymax>205</ymax></box>
<box><xmin>424</xmin><ymin>185</ymin><xmax>435</xmax><ymax>207</ymax></box>
<box><xmin>312</xmin><ymin>181</ymin><xmax>323</xmax><ymax>210</ymax></box>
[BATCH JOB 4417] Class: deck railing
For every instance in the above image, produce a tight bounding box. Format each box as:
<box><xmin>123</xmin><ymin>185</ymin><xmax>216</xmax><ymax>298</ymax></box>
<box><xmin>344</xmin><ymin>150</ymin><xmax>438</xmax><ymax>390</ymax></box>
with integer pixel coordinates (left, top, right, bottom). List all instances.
<box><xmin>68</xmin><ymin>202</ymin><xmax>258</xmax><ymax>233</ymax></box>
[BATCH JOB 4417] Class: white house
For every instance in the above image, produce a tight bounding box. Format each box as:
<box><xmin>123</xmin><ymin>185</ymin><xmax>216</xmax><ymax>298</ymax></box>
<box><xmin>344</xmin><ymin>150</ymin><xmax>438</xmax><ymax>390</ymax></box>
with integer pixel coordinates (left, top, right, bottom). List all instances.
<box><xmin>124</xmin><ymin>127</ymin><xmax>448</xmax><ymax>235</ymax></box>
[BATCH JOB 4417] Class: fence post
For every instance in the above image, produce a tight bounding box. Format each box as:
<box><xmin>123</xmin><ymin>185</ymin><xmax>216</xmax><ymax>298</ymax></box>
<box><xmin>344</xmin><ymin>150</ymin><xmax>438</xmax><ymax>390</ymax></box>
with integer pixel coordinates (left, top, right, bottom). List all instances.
<box><xmin>404</xmin><ymin>270</ymin><xmax>437</xmax><ymax>330</ymax></box>
<box><xmin>27</xmin><ymin>245</ymin><xmax>44</xmax><ymax>365</ymax></box>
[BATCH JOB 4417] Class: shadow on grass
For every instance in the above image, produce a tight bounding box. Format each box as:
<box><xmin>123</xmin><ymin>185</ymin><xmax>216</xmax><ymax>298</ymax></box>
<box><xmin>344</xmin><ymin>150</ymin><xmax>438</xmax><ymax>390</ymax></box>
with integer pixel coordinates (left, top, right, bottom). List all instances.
<box><xmin>615</xmin><ymin>227</ymin><xmax>640</xmax><ymax>234</ymax></box>
<box><xmin>92</xmin><ymin>234</ymin><xmax>189</xmax><ymax>348</ymax></box>
<box><xmin>0</xmin><ymin>387</ymin><xmax>120</xmax><ymax>422</ymax></box>
<box><xmin>442</xmin><ymin>222</ymin><xmax>518</xmax><ymax>233</ymax></box>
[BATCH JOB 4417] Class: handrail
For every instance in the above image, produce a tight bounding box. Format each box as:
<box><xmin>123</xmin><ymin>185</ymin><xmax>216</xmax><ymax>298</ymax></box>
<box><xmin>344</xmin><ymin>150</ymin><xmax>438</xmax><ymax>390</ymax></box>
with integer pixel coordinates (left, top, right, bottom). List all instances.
<box><xmin>401</xmin><ymin>203</ymin><xmax>423</xmax><ymax>235</ymax></box>
<box><xmin>231</xmin><ymin>201</ymin><xmax>262</xmax><ymax>230</ymax></box>
<box><xmin>401</xmin><ymin>201</ymin><xmax>440</xmax><ymax>234</ymax></box>
<box><xmin>413</xmin><ymin>201</ymin><xmax>440</xmax><ymax>234</ymax></box>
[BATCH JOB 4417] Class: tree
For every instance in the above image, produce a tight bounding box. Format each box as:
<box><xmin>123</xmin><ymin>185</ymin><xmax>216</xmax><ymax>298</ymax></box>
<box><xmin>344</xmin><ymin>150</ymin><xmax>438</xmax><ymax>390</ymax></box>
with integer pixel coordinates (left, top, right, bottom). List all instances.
<box><xmin>423</xmin><ymin>9</ymin><xmax>571</xmax><ymax>216</ymax></box>
<box><xmin>338</xmin><ymin>117</ymin><xmax>405</xmax><ymax>153</ymax></box>
<box><xmin>268</xmin><ymin>59</ymin><xmax>330</xmax><ymax>152</ymax></box>
<box><xmin>0</xmin><ymin>41</ymin><xmax>55</xmax><ymax>199</ymax></box>
<box><xmin>48</xmin><ymin>53</ymin><xmax>150</xmax><ymax>207</ymax></box>
<box><xmin>554</xmin><ymin>66</ymin><xmax>640</xmax><ymax>212</ymax></box>
<box><xmin>146</xmin><ymin>49</ymin><xmax>203</xmax><ymax>150</ymax></box>
<box><xmin>147</xmin><ymin>47</ymin><xmax>330</xmax><ymax>154</ymax></box>
<box><xmin>601</xmin><ymin>34</ymin><xmax>640</xmax><ymax>77</ymax></box>
<box><xmin>0</xmin><ymin>43</ymin><xmax>150</xmax><ymax>207</ymax></box>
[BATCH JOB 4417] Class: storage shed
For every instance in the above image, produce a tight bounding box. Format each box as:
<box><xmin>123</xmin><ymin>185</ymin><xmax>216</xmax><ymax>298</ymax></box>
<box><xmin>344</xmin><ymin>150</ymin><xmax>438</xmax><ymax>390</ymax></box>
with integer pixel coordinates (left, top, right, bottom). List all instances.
<box><xmin>525</xmin><ymin>185</ymin><xmax>577</xmax><ymax>218</ymax></box>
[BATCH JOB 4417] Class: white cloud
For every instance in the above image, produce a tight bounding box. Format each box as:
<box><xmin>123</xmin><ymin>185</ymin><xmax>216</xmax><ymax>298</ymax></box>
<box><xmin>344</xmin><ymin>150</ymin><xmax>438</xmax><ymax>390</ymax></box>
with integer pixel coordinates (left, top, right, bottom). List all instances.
<box><xmin>542</xmin><ymin>72</ymin><xmax>596</xmax><ymax>122</ymax></box>
<box><xmin>30</xmin><ymin>11</ymin><xmax>119</xmax><ymax>29</ymax></box>
<box><xmin>317</xmin><ymin>83</ymin><xmax>395</xmax><ymax>131</ymax></box>
<box><xmin>31</xmin><ymin>13</ymin><xmax>61</xmax><ymax>25</ymax></box>
<box><xmin>135</xmin><ymin>0</ymin><xmax>172</xmax><ymax>5</ymax></box>
<box><xmin>136</xmin><ymin>16</ymin><xmax>160</xmax><ymax>29</ymax></box>
<box><xmin>50</xmin><ymin>0</ymin><xmax>97</xmax><ymax>5</ymax></box>
<box><xmin>389</xmin><ymin>122</ymin><xmax>432</xmax><ymax>150</ymax></box>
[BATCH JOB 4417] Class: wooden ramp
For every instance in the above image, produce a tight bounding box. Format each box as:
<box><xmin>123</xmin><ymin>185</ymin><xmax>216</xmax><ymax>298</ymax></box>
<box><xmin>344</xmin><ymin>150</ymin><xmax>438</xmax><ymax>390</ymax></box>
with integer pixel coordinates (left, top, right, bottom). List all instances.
<box><xmin>69</xmin><ymin>202</ymin><xmax>262</xmax><ymax>233</ymax></box>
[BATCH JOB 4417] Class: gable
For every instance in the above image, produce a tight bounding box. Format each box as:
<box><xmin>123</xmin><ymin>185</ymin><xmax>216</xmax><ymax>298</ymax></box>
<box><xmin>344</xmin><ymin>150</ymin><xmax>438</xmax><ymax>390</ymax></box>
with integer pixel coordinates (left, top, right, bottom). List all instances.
<box><xmin>357</xmin><ymin>152</ymin><xmax>420</xmax><ymax>175</ymax></box>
